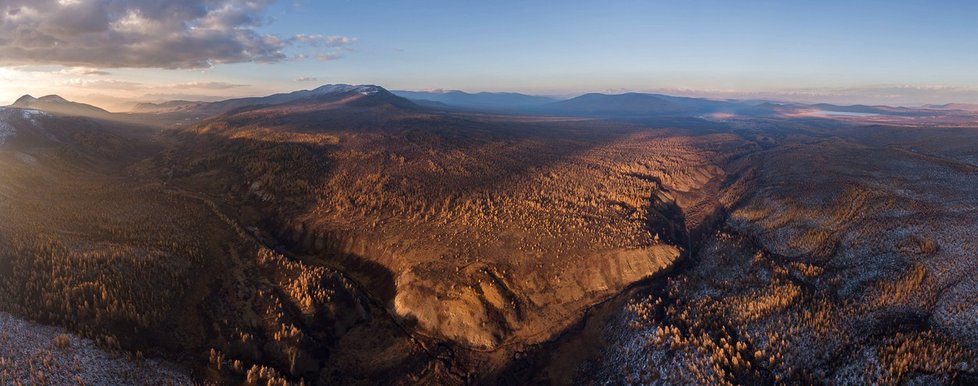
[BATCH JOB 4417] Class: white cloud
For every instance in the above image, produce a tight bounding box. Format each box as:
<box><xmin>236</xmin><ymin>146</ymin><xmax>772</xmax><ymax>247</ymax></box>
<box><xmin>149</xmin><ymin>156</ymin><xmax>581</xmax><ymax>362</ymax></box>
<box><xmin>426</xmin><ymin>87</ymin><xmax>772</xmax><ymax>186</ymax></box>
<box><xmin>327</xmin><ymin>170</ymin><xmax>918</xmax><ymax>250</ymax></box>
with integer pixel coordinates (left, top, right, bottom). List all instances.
<box><xmin>171</xmin><ymin>81</ymin><xmax>247</xmax><ymax>90</ymax></box>
<box><xmin>0</xmin><ymin>0</ymin><xmax>357</xmax><ymax>69</ymax></box>
<box><xmin>292</xmin><ymin>34</ymin><xmax>358</xmax><ymax>47</ymax></box>
<box><xmin>316</xmin><ymin>53</ymin><xmax>343</xmax><ymax>61</ymax></box>
<box><xmin>60</xmin><ymin>79</ymin><xmax>144</xmax><ymax>90</ymax></box>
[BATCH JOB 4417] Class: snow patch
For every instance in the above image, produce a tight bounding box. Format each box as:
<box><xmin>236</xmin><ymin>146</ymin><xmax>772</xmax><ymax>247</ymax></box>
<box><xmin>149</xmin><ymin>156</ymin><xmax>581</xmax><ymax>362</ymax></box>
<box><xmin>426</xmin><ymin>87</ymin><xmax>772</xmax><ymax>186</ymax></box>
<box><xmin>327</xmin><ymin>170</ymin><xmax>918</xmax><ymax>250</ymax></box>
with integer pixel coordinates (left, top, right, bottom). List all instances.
<box><xmin>355</xmin><ymin>85</ymin><xmax>381</xmax><ymax>95</ymax></box>
<box><xmin>0</xmin><ymin>108</ymin><xmax>16</xmax><ymax>146</ymax></box>
<box><xmin>0</xmin><ymin>108</ymin><xmax>48</xmax><ymax>146</ymax></box>
<box><xmin>313</xmin><ymin>84</ymin><xmax>383</xmax><ymax>96</ymax></box>
<box><xmin>21</xmin><ymin>108</ymin><xmax>47</xmax><ymax>125</ymax></box>
<box><xmin>0</xmin><ymin>311</ymin><xmax>192</xmax><ymax>385</ymax></box>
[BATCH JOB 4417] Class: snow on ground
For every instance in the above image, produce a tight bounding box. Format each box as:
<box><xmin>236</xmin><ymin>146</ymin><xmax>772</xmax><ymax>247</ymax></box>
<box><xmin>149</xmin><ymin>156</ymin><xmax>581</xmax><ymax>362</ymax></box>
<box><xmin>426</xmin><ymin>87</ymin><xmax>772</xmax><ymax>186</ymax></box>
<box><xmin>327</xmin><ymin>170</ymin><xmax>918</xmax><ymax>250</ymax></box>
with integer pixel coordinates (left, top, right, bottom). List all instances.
<box><xmin>0</xmin><ymin>108</ymin><xmax>50</xmax><ymax>146</ymax></box>
<box><xmin>20</xmin><ymin>108</ymin><xmax>46</xmax><ymax>125</ymax></box>
<box><xmin>0</xmin><ymin>311</ymin><xmax>192</xmax><ymax>385</ymax></box>
<box><xmin>0</xmin><ymin>108</ymin><xmax>15</xmax><ymax>146</ymax></box>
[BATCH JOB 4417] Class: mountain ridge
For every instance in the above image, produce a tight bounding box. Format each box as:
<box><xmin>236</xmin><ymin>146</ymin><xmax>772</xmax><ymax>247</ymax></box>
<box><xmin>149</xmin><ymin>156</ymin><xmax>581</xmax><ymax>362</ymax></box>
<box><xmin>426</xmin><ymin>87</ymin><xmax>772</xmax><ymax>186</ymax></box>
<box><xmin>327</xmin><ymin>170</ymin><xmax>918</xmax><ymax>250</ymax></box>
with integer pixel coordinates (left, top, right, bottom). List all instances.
<box><xmin>392</xmin><ymin>90</ymin><xmax>558</xmax><ymax>111</ymax></box>
<box><xmin>11</xmin><ymin>94</ymin><xmax>110</xmax><ymax>117</ymax></box>
<box><xmin>132</xmin><ymin>84</ymin><xmax>410</xmax><ymax>116</ymax></box>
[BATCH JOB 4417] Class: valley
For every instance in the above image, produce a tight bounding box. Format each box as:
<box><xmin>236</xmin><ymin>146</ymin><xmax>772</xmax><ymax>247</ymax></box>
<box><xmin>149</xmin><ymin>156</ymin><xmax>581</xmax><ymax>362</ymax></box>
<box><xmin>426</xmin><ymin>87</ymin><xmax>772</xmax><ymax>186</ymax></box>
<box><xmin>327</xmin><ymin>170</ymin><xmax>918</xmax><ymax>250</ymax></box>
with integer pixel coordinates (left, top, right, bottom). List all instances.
<box><xmin>0</xmin><ymin>86</ymin><xmax>976</xmax><ymax>385</ymax></box>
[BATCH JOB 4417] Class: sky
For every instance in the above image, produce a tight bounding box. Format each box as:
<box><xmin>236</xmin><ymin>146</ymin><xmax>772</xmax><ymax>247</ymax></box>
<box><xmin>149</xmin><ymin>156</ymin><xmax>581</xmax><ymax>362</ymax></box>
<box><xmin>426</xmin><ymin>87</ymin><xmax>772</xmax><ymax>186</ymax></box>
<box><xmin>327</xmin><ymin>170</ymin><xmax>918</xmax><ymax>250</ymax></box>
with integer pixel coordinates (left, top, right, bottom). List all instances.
<box><xmin>2</xmin><ymin>0</ymin><xmax>978</xmax><ymax>111</ymax></box>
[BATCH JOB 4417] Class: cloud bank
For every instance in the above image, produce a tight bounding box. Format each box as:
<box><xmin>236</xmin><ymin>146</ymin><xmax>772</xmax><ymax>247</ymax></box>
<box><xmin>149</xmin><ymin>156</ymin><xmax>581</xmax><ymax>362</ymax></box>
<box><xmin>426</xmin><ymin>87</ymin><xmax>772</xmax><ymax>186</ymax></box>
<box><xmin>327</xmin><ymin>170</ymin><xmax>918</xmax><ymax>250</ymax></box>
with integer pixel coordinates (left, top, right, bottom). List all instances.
<box><xmin>0</xmin><ymin>0</ymin><xmax>355</xmax><ymax>69</ymax></box>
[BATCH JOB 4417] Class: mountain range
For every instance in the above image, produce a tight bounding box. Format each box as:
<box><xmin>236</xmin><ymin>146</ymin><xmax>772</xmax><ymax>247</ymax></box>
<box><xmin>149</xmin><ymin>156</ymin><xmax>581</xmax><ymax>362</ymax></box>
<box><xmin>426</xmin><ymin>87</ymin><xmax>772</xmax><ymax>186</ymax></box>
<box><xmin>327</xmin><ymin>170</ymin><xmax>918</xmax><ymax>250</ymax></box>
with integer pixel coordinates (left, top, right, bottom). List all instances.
<box><xmin>9</xmin><ymin>84</ymin><xmax>977</xmax><ymax>122</ymax></box>
<box><xmin>130</xmin><ymin>84</ymin><xmax>407</xmax><ymax>116</ymax></box>
<box><xmin>391</xmin><ymin>90</ymin><xmax>558</xmax><ymax>111</ymax></box>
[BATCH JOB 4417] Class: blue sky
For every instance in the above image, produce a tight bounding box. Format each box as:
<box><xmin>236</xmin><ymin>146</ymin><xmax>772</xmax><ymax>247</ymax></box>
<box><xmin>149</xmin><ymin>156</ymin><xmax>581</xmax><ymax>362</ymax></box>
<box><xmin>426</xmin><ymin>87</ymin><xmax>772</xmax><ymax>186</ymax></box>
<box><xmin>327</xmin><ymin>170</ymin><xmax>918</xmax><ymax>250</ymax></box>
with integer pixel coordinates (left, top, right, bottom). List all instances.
<box><xmin>2</xmin><ymin>0</ymin><xmax>978</xmax><ymax>109</ymax></box>
<box><xmin>268</xmin><ymin>0</ymin><xmax>978</xmax><ymax>91</ymax></box>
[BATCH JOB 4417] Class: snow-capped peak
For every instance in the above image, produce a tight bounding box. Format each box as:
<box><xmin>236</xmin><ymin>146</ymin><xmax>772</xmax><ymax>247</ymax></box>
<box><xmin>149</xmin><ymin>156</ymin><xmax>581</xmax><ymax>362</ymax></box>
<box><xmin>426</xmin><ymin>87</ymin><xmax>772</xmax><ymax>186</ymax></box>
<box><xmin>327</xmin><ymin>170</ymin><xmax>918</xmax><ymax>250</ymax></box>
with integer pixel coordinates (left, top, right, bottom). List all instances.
<box><xmin>312</xmin><ymin>84</ymin><xmax>385</xmax><ymax>96</ymax></box>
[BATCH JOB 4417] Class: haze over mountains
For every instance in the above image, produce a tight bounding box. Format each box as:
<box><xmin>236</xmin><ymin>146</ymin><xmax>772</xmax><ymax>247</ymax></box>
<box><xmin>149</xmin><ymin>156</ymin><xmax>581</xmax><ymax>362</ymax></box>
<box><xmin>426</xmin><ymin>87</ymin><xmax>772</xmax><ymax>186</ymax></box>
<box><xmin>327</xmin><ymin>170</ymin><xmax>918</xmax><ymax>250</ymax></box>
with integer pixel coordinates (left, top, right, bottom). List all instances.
<box><xmin>391</xmin><ymin>90</ymin><xmax>558</xmax><ymax>112</ymax></box>
<box><xmin>13</xmin><ymin>85</ymin><xmax>977</xmax><ymax>125</ymax></box>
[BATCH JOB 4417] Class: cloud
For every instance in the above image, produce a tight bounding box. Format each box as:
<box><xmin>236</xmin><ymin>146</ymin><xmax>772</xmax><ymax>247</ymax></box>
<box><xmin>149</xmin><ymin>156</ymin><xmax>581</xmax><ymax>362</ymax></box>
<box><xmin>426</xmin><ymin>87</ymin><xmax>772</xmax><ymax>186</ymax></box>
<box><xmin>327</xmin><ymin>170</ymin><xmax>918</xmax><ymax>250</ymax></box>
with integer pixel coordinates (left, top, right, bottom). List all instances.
<box><xmin>80</xmin><ymin>70</ymin><xmax>111</xmax><ymax>76</ymax></box>
<box><xmin>139</xmin><ymin>93</ymin><xmax>230</xmax><ymax>103</ymax></box>
<box><xmin>56</xmin><ymin>78</ymin><xmax>249</xmax><ymax>92</ymax></box>
<box><xmin>171</xmin><ymin>81</ymin><xmax>248</xmax><ymax>89</ymax></box>
<box><xmin>316</xmin><ymin>53</ymin><xmax>343</xmax><ymax>61</ymax></box>
<box><xmin>295</xmin><ymin>77</ymin><xmax>318</xmax><ymax>82</ymax></box>
<box><xmin>60</xmin><ymin>79</ymin><xmax>144</xmax><ymax>90</ymax></box>
<box><xmin>291</xmin><ymin>34</ymin><xmax>358</xmax><ymax>47</ymax></box>
<box><xmin>0</xmin><ymin>1</ymin><xmax>357</xmax><ymax>69</ymax></box>
<box><xmin>8</xmin><ymin>66</ymin><xmax>112</xmax><ymax>76</ymax></box>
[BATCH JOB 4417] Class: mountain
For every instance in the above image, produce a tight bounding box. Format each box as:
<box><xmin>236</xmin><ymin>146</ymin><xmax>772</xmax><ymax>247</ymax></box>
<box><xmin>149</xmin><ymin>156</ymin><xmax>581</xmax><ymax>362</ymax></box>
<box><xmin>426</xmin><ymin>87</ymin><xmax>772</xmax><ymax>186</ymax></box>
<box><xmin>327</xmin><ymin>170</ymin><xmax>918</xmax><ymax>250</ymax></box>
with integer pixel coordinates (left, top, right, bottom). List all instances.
<box><xmin>130</xmin><ymin>100</ymin><xmax>207</xmax><ymax>114</ymax></box>
<box><xmin>392</xmin><ymin>90</ymin><xmax>557</xmax><ymax>112</ymax></box>
<box><xmin>11</xmin><ymin>95</ymin><xmax>110</xmax><ymax>117</ymax></box>
<box><xmin>927</xmin><ymin>103</ymin><xmax>978</xmax><ymax>112</ymax></box>
<box><xmin>134</xmin><ymin>84</ymin><xmax>414</xmax><ymax>116</ymax></box>
<box><xmin>537</xmin><ymin>92</ymin><xmax>741</xmax><ymax>117</ymax></box>
<box><xmin>297</xmin><ymin>84</ymin><xmax>418</xmax><ymax>109</ymax></box>
<box><xmin>734</xmin><ymin>102</ymin><xmax>805</xmax><ymax>117</ymax></box>
<box><xmin>808</xmin><ymin>103</ymin><xmax>936</xmax><ymax>117</ymax></box>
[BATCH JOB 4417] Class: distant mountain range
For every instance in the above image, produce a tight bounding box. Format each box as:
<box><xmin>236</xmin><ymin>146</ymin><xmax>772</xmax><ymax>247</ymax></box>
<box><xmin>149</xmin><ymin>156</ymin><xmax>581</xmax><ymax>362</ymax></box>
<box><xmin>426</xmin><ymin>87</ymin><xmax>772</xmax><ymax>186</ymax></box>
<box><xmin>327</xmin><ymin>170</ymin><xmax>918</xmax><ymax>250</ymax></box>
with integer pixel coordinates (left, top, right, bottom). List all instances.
<box><xmin>536</xmin><ymin>92</ymin><xmax>755</xmax><ymax>117</ymax></box>
<box><xmin>392</xmin><ymin>90</ymin><xmax>765</xmax><ymax>117</ymax></box>
<box><xmin>132</xmin><ymin>84</ymin><xmax>408</xmax><ymax>116</ymax></box>
<box><xmin>130</xmin><ymin>100</ymin><xmax>208</xmax><ymax>114</ymax></box>
<box><xmin>10</xmin><ymin>85</ymin><xmax>976</xmax><ymax>122</ymax></box>
<box><xmin>392</xmin><ymin>90</ymin><xmax>558</xmax><ymax>112</ymax></box>
<box><xmin>927</xmin><ymin>103</ymin><xmax>978</xmax><ymax>112</ymax></box>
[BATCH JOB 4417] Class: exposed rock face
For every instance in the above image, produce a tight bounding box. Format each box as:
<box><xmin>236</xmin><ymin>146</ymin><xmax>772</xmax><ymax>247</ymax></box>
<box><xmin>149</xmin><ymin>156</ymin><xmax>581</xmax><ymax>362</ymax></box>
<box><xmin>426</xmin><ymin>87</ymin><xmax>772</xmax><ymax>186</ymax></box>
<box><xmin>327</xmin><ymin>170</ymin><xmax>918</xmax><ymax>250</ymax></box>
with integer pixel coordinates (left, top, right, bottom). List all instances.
<box><xmin>393</xmin><ymin>246</ymin><xmax>679</xmax><ymax>350</ymax></box>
